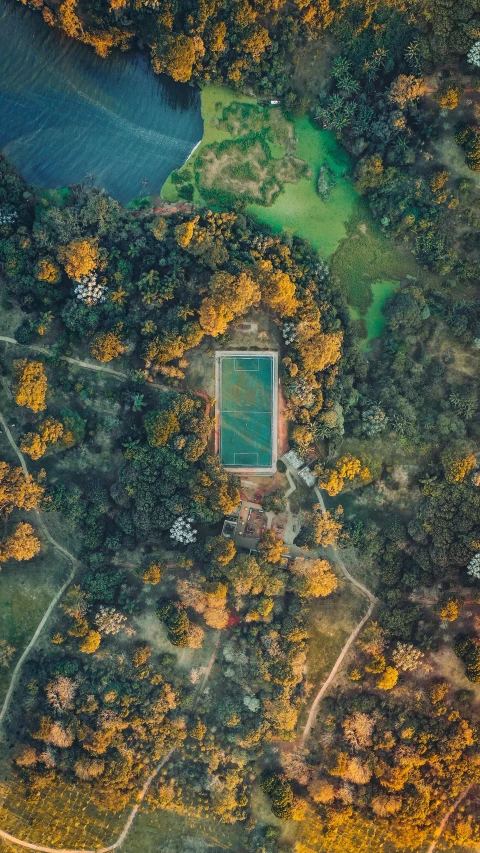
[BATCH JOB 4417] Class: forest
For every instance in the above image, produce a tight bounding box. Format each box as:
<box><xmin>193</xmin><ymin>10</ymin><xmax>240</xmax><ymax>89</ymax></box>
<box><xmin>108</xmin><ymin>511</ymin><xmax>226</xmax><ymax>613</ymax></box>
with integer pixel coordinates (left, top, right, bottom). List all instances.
<box><xmin>1</xmin><ymin>0</ymin><xmax>480</xmax><ymax>851</ymax></box>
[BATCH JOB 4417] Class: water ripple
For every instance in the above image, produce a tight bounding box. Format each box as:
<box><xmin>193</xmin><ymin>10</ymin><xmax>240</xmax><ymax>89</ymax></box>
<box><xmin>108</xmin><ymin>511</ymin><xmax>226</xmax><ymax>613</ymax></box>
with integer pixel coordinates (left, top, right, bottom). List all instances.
<box><xmin>0</xmin><ymin>0</ymin><xmax>203</xmax><ymax>201</ymax></box>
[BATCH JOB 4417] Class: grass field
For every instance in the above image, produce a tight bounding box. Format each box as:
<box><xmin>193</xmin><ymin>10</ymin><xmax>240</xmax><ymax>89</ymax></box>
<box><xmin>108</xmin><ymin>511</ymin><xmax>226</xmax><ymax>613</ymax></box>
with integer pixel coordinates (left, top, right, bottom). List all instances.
<box><xmin>219</xmin><ymin>354</ymin><xmax>274</xmax><ymax>468</ymax></box>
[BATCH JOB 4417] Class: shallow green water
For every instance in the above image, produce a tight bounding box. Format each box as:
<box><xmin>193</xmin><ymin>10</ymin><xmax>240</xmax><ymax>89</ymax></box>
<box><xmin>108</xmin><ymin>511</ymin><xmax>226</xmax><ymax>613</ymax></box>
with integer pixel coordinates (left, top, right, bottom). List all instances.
<box><xmin>0</xmin><ymin>0</ymin><xmax>202</xmax><ymax>201</ymax></box>
<box><xmin>247</xmin><ymin>115</ymin><xmax>359</xmax><ymax>258</ymax></box>
<box><xmin>350</xmin><ymin>279</ymin><xmax>400</xmax><ymax>349</ymax></box>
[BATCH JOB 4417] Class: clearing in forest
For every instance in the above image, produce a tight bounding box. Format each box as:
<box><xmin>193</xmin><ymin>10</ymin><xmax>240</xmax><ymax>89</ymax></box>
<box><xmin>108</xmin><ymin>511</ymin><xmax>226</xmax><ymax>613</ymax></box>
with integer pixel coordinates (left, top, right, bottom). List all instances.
<box><xmin>216</xmin><ymin>351</ymin><xmax>277</xmax><ymax>472</ymax></box>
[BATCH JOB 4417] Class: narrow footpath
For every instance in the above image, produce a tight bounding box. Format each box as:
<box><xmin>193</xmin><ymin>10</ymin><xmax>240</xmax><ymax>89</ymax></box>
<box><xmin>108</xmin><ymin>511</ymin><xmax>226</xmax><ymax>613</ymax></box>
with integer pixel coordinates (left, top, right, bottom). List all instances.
<box><xmin>0</xmin><ymin>411</ymin><xmax>79</xmax><ymax>730</ymax></box>
<box><xmin>281</xmin><ymin>457</ymin><xmax>377</xmax><ymax>744</ymax></box>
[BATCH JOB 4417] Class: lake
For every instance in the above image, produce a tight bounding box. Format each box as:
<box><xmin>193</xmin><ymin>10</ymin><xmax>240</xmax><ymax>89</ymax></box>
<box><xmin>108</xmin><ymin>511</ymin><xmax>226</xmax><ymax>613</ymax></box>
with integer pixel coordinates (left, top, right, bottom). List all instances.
<box><xmin>0</xmin><ymin>0</ymin><xmax>203</xmax><ymax>202</ymax></box>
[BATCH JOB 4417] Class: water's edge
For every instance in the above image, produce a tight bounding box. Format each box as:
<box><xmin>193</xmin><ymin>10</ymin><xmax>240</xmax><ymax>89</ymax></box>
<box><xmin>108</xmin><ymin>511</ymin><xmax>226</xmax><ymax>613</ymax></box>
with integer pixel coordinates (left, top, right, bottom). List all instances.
<box><xmin>0</xmin><ymin>0</ymin><xmax>203</xmax><ymax>202</ymax></box>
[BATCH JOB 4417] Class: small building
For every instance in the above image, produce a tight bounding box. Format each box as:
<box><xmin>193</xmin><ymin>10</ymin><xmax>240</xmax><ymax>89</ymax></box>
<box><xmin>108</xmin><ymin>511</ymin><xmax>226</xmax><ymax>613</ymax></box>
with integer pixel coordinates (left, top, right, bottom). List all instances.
<box><xmin>284</xmin><ymin>449</ymin><xmax>305</xmax><ymax>470</ymax></box>
<box><xmin>299</xmin><ymin>467</ymin><xmax>316</xmax><ymax>487</ymax></box>
<box><xmin>222</xmin><ymin>519</ymin><xmax>238</xmax><ymax>539</ymax></box>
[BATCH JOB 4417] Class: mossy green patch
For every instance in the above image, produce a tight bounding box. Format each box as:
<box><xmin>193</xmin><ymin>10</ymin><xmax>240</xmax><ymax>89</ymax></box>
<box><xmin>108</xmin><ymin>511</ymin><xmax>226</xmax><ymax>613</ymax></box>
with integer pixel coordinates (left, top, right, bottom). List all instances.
<box><xmin>161</xmin><ymin>84</ymin><xmax>261</xmax><ymax>204</ymax></box>
<box><xmin>331</xmin><ymin>200</ymin><xmax>419</xmax><ymax>313</ymax></box>
<box><xmin>247</xmin><ymin>115</ymin><xmax>359</xmax><ymax>258</ymax></box>
<box><xmin>162</xmin><ymin>86</ymin><xmax>310</xmax><ymax>208</ymax></box>
<box><xmin>350</xmin><ymin>280</ymin><xmax>400</xmax><ymax>349</ymax></box>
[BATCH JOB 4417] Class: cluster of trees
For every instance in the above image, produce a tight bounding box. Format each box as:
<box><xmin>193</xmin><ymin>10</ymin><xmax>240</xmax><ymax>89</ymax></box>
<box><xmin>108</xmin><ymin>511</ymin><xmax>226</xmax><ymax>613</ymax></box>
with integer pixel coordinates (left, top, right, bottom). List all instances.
<box><xmin>0</xmin><ymin>159</ymin><xmax>359</xmax><ymax>457</ymax></box>
<box><xmin>295</xmin><ymin>676</ymin><xmax>479</xmax><ymax>849</ymax></box>
<box><xmin>13</xmin><ymin>624</ymin><xmax>185</xmax><ymax>811</ymax></box>
<box><xmin>310</xmin><ymin>1</ymin><xmax>480</xmax><ymax>289</ymax></box>
<box><xmin>14</xmin><ymin>0</ymin><xmax>480</xmax><ymax>103</ymax></box>
<box><xmin>0</xmin><ymin>460</ymin><xmax>43</xmax><ymax>565</ymax></box>
<box><xmin>347</xmin><ymin>283</ymin><xmax>480</xmax><ymax>449</ymax></box>
<box><xmin>144</xmin><ymin>533</ymin><xmax>339</xmax><ymax>825</ymax></box>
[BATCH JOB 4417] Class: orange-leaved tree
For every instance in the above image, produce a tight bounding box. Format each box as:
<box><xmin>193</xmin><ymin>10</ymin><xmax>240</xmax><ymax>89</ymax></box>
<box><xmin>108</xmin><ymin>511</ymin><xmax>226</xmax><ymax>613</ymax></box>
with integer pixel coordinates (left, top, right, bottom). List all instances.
<box><xmin>290</xmin><ymin>557</ymin><xmax>338</xmax><ymax>598</ymax></box>
<box><xmin>13</xmin><ymin>360</ymin><xmax>47</xmax><ymax>413</ymax></box>
<box><xmin>90</xmin><ymin>328</ymin><xmax>126</xmax><ymax>363</ymax></box>
<box><xmin>58</xmin><ymin>238</ymin><xmax>99</xmax><ymax>280</ymax></box>
<box><xmin>256</xmin><ymin>260</ymin><xmax>298</xmax><ymax>317</ymax></box>
<box><xmin>0</xmin><ymin>522</ymin><xmax>40</xmax><ymax>563</ymax></box>
<box><xmin>21</xmin><ymin>417</ymin><xmax>64</xmax><ymax>460</ymax></box>
<box><xmin>316</xmin><ymin>454</ymin><xmax>370</xmax><ymax>496</ymax></box>
<box><xmin>0</xmin><ymin>460</ymin><xmax>44</xmax><ymax>517</ymax></box>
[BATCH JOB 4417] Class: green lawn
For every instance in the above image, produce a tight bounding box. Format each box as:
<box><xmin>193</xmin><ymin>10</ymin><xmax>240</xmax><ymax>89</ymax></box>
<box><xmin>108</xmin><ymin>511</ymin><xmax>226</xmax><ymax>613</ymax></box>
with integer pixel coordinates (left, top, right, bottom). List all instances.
<box><xmin>0</xmin><ymin>532</ymin><xmax>71</xmax><ymax>705</ymax></box>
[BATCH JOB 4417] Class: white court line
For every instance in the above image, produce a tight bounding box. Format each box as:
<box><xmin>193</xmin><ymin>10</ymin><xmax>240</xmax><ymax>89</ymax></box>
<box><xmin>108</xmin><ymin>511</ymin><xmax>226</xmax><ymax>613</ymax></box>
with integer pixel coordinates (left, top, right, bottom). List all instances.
<box><xmin>234</xmin><ymin>453</ymin><xmax>259</xmax><ymax>464</ymax></box>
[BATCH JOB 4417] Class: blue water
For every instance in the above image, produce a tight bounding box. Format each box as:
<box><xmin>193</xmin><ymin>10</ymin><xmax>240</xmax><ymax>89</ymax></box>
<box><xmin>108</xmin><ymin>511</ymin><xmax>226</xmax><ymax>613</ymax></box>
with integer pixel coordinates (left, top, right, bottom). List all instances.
<box><xmin>0</xmin><ymin>0</ymin><xmax>203</xmax><ymax>201</ymax></box>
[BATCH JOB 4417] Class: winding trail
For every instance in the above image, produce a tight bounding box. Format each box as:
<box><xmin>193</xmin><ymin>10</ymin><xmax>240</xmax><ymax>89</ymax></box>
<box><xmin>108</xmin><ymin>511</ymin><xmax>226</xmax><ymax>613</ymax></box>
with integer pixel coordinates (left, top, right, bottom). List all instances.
<box><xmin>425</xmin><ymin>784</ymin><xmax>474</xmax><ymax>853</ymax></box>
<box><xmin>300</xmin><ymin>600</ymin><xmax>375</xmax><ymax>745</ymax></box>
<box><xmin>0</xmin><ymin>336</ymin><xmax>212</xmax><ymax>401</ymax></box>
<box><xmin>281</xmin><ymin>458</ymin><xmax>377</xmax><ymax>744</ymax></box>
<box><xmin>0</xmin><ymin>411</ymin><xmax>79</xmax><ymax>730</ymax></box>
<box><xmin>0</xmin><ymin>393</ymin><xmax>221</xmax><ymax>850</ymax></box>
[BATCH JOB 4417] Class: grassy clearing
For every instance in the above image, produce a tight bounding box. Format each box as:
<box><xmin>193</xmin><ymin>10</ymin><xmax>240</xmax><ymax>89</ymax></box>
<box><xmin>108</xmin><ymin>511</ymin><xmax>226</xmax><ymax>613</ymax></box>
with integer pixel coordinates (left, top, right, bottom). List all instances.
<box><xmin>0</xmin><ymin>770</ymin><xmax>128</xmax><ymax>849</ymax></box>
<box><xmin>298</xmin><ymin>810</ymin><xmax>413</xmax><ymax>853</ymax></box>
<box><xmin>300</xmin><ymin>583</ymin><xmax>366</xmax><ymax>726</ymax></box>
<box><xmin>0</xmin><ymin>535</ymin><xmax>70</xmax><ymax>706</ymax></box>
<box><xmin>121</xmin><ymin>803</ymin><xmax>247</xmax><ymax>853</ymax></box>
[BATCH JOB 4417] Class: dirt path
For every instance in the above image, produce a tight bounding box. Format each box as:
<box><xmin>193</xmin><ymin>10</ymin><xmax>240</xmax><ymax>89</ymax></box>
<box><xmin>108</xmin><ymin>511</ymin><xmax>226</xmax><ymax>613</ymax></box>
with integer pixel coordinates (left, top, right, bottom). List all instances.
<box><xmin>281</xmin><ymin>458</ymin><xmax>377</xmax><ymax>743</ymax></box>
<box><xmin>0</xmin><ymin>411</ymin><xmax>79</xmax><ymax>731</ymax></box>
<box><xmin>313</xmin><ymin>485</ymin><xmax>377</xmax><ymax>605</ymax></box>
<box><xmin>0</xmin><ymin>336</ymin><xmax>214</xmax><ymax>402</ymax></box>
<box><xmin>425</xmin><ymin>784</ymin><xmax>474</xmax><ymax>853</ymax></box>
<box><xmin>300</xmin><ymin>599</ymin><xmax>375</xmax><ymax>745</ymax></box>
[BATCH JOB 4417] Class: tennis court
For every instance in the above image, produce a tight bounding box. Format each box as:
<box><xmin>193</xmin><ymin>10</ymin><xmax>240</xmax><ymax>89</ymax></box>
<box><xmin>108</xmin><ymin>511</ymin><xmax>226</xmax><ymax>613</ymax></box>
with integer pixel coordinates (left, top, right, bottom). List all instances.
<box><xmin>219</xmin><ymin>355</ymin><xmax>274</xmax><ymax>468</ymax></box>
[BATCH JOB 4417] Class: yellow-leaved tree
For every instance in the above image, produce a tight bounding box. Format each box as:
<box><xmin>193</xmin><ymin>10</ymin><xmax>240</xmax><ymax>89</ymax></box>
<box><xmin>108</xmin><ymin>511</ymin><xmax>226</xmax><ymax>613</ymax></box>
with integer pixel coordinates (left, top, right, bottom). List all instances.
<box><xmin>198</xmin><ymin>271</ymin><xmax>260</xmax><ymax>337</ymax></box>
<box><xmin>0</xmin><ymin>461</ymin><xmax>44</xmax><ymax>517</ymax></box>
<box><xmin>441</xmin><ymin>447</ymin><xmax>476</xmax><ymax>484</ymax></box>
<box><xmin>13</xmin><ymin>360</ymin><xmax>47</xmax><ymax>413</ymax></box>
<box><xmin>0</xmin><ymin>523</ymin><xmax>40</xmax><ymax>564</ymax></box>
<box><xmin>256</xmin><ymin>260</ymin><xmax>298</xmax><ymax>316</ymax></box>
<box><xmin>290</xmin><ymin>557</ymin><xmax>338</xmax><ymax>598</ymax></box>
<box><xmin>21</xmin><ymin>417</ymin><xmax>64</xmax><ymax>460</ymax></box>
<box><xmin>59</xmin><ymin>238</ymin><xmax>99</xmax><ymax>280</ymax></box>
<box><xmin>316</xmin><ymin>454</ymin><xmax>370</xmax><ymax>496</ymax></box>
<box><xmin>90</xmin><ymin>329</ymin><xmax>126</xmax><ymax>363</ymax></box>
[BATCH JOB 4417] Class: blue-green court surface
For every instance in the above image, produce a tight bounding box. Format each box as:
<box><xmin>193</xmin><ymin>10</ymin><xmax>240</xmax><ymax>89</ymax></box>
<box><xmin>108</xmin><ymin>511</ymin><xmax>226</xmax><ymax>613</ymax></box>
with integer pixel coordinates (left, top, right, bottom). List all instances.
<box><xmin>219</xmin><ymin>355</ymin><xmax>273</xmax><ymax>468</ymax></box>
